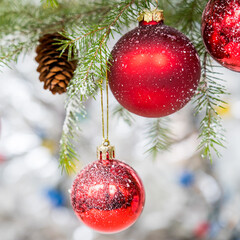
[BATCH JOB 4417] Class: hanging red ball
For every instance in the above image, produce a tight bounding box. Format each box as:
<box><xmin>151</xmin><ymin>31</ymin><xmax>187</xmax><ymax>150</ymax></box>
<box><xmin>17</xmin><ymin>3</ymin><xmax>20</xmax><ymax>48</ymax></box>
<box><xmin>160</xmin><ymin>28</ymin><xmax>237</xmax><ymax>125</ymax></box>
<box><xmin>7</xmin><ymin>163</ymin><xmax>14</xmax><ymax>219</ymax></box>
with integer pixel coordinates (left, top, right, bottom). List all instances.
<box><xmin>202</xmin><ymin>0</ymin><xmax>240</xmax><ymax>72</ymax></box>
<box><xmin>194</xmin><ymin>222</ymin><xmax>210</xmax><ymax>238</ymax></box>
<box><xmin>108</xmin><ymin>10</ymin><xmax>201</xmax><ymax>118</ymax></box>
<box><xmin>71</xmin><ymin>158</ymin><xmax>145</xmax><ymax>233</ymax></box>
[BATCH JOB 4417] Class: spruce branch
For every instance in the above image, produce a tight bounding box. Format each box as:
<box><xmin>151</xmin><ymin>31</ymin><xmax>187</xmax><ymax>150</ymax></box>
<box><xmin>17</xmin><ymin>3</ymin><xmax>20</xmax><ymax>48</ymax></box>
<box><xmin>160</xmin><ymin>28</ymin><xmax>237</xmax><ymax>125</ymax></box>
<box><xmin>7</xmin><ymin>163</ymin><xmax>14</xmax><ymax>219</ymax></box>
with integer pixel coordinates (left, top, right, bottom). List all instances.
<box><xmin>0</xmin><ymin>37</ymin><xmax>38</xmax><ymax>68</ymax></box>
<box><xmin>145</xmin><ymin>118</ymin><xmax>173</xmax><ymax>159</ymax></box>
<box><xmin>58</xmin><ymin>0</ymin><xmax>151</xmax><ymax>173</ymax></box>
<box><xmin>0</xmin><ymin>1</ymin><xmax>115</xmax><ymax>46</ymax></box>
<box><xmin>195</xmin><ymin>52</ymin><xmax>227</xmax><ymax>162</ymax></box>
<box><xmin>60</xmin><ymin>0</ymin><xmax>143</xmax><ymax>99</ymax></box>
<box><xmin>59</xmin><ymin>96</ymin><xmax>87</xmax><ymax>174</ymax></box>
<box><xmin>170</xmin><ymin>0</ymin><xmax>207</xmax><ymax>56</ymax></box>
<box><xmin>41</xmin><ymin>0</ymin><xmax>59</xmax><ymax>8</ymax></box>
<box><xmin>0</xmin><ymin>2</ymin><xmax>122</xmax><ymax>69</ymax></box>
<box><xmin>112</xmin><ymin>105</ymin><xmax>135</xmax><ymax>126</ymax></box>
<box><xmin>172</xmin><ymin>0</ymin><xmax>204</xmax><ymax>35</ymax></box>
<box><xmin>171</xmin><ymin>0</ymin><xmax>227</xmax><ymax>161</ymax></box>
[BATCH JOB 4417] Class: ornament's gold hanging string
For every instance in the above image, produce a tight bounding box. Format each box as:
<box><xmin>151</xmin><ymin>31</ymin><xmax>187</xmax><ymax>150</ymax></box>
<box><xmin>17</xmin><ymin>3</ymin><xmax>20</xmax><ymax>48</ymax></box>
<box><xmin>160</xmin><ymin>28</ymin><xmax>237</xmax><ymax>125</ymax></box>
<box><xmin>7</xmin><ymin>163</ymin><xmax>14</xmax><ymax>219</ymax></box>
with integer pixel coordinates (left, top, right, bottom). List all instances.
<box><xmin>155</xmin><ymin>0</ymin><xmax>159</xmax><ymax>7</ymax></box>
<box><xmin>100</xmin><ymin>60</ymin><xmax>110</xmax><ymax>144</ymax></box>
<box><xmin>106</xmin><ymin>62</ymin><xmax>109</xmax><ymax>141</ymax></box>
<box><xmin>100</xmin><ymin>77</ymin><xmax>105</xmax><ymax>141</ymax></box>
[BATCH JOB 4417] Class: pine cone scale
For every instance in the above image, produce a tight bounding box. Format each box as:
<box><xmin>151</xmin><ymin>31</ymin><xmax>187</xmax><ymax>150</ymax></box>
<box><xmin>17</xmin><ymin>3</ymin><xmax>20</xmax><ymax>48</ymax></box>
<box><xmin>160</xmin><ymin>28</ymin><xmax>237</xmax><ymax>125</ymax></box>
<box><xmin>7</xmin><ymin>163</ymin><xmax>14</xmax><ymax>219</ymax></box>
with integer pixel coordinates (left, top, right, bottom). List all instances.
<box><xmin>62</xmin><ymin>71</ymin><xmax>72</xmax><ymax>78</ymax></box>
<box><xmin>55</xmin><ymin>74</ymin><xmax>67</xmax><ymax>81</ymax></box>
<box><xmin>45</xmin><ymin>72</ymin><xmax>56</xmax><ymax>79</ymax></box>
<box><xmin>58</xmin><ymin>82</ymin><xmax>67</xmax><ymax>88</ymax></box>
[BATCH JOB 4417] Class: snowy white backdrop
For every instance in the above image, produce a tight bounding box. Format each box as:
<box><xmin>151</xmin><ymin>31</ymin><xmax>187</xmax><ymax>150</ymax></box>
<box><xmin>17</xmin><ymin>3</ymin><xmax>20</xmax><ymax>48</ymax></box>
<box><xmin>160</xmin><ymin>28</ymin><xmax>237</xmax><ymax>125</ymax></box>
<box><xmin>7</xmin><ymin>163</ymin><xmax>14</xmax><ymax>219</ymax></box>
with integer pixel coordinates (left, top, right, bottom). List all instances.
<box><xmin>0</xmin><ymin>51</ymin><xmax>240</xmax><ymax>240</ymax></box>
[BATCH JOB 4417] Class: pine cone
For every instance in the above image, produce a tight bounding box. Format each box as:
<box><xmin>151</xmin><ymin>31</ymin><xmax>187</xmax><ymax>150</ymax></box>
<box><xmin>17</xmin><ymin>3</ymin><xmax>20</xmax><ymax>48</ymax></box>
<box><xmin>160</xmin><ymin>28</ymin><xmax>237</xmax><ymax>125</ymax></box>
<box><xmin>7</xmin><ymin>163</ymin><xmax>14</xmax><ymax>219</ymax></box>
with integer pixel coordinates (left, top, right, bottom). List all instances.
<box><xmin>35</xmin><ymin>33</ymin><xmax>77</xmax><ymax>94</ymax></box>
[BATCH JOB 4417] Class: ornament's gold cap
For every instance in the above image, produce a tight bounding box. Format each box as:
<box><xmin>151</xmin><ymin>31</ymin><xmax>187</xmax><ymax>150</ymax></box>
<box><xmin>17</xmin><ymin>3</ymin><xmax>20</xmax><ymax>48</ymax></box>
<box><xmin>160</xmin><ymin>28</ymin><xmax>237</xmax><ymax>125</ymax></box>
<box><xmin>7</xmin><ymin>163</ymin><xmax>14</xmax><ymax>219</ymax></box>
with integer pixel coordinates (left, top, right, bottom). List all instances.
<box><xmin>137</xmin><ymin>9</ymin><xmax>164</xmax><ymax>23</ymax></box>
<box><xmin>97</xmin><ymin>140</ymin><xmax>115</xmax><ymax>161</ymax></box>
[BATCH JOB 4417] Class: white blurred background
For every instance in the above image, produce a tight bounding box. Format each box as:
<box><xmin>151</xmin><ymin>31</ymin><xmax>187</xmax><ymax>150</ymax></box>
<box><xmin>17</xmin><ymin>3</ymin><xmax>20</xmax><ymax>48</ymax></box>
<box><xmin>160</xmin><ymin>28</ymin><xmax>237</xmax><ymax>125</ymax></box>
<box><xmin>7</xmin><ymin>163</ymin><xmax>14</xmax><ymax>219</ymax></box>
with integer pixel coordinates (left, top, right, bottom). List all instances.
<box><xmin>0</xmin><ymin>51</ymin><xmax>240</xmax><ymax>240</ymax></box>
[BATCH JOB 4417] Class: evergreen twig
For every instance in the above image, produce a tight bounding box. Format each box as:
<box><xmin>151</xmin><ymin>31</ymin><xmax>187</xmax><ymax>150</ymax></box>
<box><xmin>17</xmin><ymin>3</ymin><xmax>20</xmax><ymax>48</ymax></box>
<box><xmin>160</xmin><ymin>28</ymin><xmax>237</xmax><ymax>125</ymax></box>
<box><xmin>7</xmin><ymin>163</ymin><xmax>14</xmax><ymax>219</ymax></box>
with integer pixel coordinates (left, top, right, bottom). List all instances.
<box><xmin>59</xmin><ymin>97</ymin><xmax>86</xmax><ymax>174</ymax></box>
<box><xmin>172</xmin><ymin>0</ymin><xmax>227</xmax><ymax>161</ymax></box>
<box><xmin>0</xmin><ymin>38</ymin><xmax>38</xmax><ymax>68</ymax></box>
<box><xmin>59</xmin><ymin>0</ymin><xmax>150</xmax><ymax>99</ymax></box>
<box><xmin>41</xmin><ymin>0</ymin><xmax>59</xmax><ymax>8</ymax></box>
<box><xmin>58</xmin><ymin>0</ymin><xmax>151</xmax><ymax>172</ymax></box>
<box><xmin>145</xmin><ymin>118</ymin><xmax>173</xmax><ymax>159</ymax></box>
<box><xmin>195</xmin><ymin>52</ymin><xmax>227</xmax><ymax>161</ymax></box>
<box><xmin>112</xmin><ymin>105</ymin><xmax>135</xmax><ymax>126</ymax></box>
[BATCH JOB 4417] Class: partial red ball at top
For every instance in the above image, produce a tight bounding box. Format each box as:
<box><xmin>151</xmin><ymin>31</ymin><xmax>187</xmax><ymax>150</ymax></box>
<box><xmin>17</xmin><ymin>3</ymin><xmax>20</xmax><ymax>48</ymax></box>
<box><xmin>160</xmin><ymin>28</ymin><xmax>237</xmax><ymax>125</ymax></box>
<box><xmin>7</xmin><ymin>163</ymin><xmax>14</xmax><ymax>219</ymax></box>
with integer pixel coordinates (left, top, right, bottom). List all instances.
<box><xmin>71</xmin><ymin>158</ymin><xmax>145</xmax><ymax>233</ymax></box>
<box><xmin>202</xmin><ymin>0</ymin><xmax>240</xmax><ymax>72</ymax></box>
<box><xmin>108</xmin><ymin>10</ymin><xmax>201</xmax><ymax>118</ymax></box>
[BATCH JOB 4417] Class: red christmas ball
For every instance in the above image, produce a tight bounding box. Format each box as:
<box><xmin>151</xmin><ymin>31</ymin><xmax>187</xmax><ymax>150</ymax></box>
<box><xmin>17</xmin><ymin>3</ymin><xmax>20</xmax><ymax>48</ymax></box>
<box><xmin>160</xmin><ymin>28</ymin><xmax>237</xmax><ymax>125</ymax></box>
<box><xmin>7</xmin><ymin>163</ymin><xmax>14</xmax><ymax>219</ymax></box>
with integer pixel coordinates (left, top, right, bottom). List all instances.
<box><xmin>202</xmin><ymin>0</ymin><xmax>240</xmax><ymax>72</ymax></box>
<box><xmin>71</xmin><ymin>158</ymin><xmax>145</xmax><ymax>233</ymax></box>
<box><xmin>194</xmin><ymin>222</ymin><xmax>210</xmax><ymax>238</ymax></box>
<box><xmin>108</xmin><ymin>10</ymin><xmax>201</xmax><ymax>118</ymax></box>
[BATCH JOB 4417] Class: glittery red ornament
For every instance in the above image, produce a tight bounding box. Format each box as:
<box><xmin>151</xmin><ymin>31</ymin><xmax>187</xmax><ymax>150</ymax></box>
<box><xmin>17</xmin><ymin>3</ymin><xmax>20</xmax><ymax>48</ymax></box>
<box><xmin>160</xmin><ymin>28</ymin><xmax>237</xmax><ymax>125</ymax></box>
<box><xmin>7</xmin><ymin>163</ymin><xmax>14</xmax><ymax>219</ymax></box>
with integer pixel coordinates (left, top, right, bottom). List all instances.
<box><xmin>202</xmin><ymin>0</ymin><xmax>240</xmax><ymax>72</ymax></box>
<box><xmin>108</xmin><ymin>9</ymin><xmax>201</xmax><ymax>118</ymax></box>
<box><xmin>71</xmin><ymin>143</ymin><xmax>145</xmax><ymax>233</ymax></box>
<box><xmin>194</xmin><ymin>222</ymin><xmax>210</xmax><ymax>238</ymax></box>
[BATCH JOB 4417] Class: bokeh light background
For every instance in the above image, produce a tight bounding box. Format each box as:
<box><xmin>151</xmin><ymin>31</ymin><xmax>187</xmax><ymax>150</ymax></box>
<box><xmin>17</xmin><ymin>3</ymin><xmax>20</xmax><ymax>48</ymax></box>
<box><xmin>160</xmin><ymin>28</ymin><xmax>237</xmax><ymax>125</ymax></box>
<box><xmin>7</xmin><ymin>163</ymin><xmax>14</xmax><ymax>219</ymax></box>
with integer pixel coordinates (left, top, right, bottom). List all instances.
<box><xmin>1</xmin><ymin>39</ymin><xmax>240</xmax><ymax>240</ymax></box>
